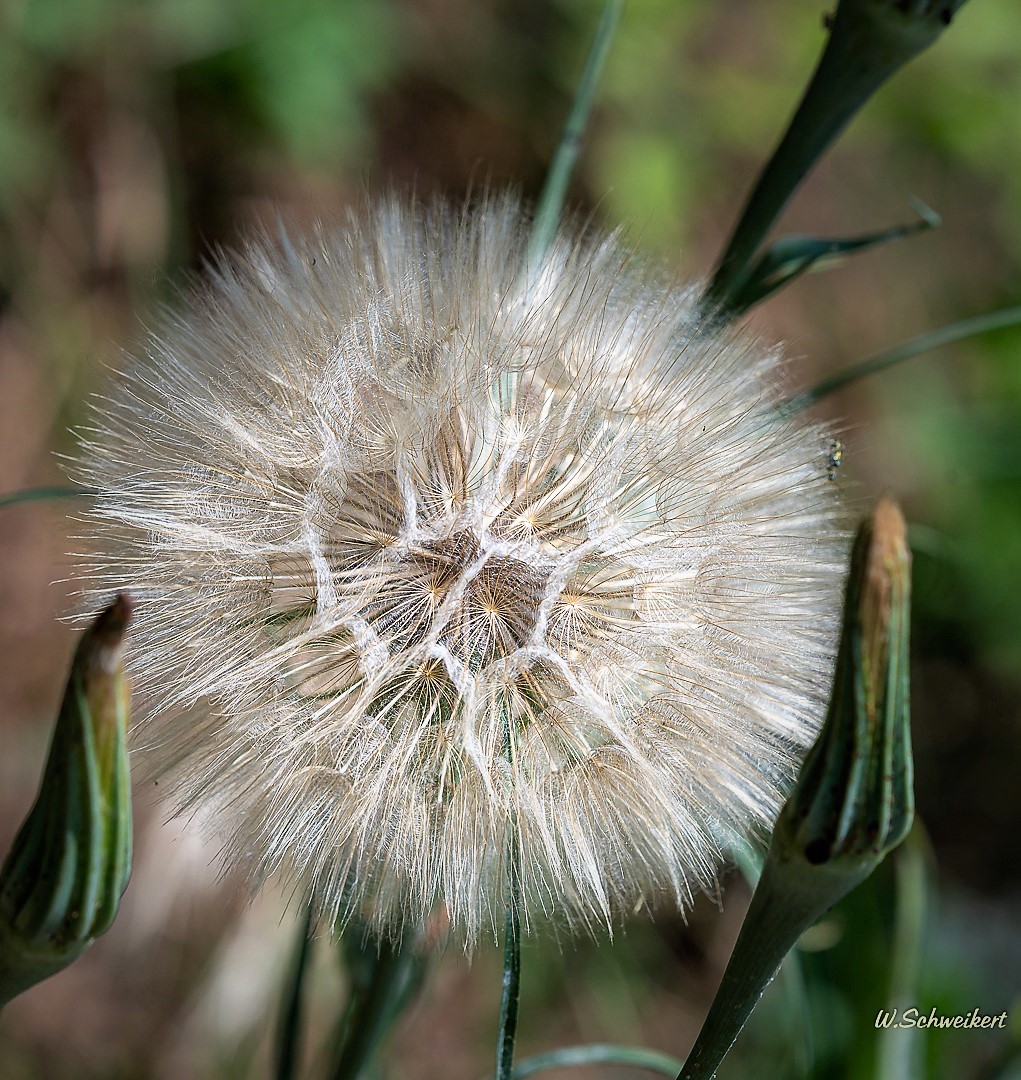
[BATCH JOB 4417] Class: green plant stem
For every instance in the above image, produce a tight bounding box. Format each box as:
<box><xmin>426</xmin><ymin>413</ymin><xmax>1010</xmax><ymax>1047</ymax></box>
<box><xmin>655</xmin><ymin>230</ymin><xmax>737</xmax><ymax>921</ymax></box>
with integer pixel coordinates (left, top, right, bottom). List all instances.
<box><xmin>509</xmin><ymin>1043</ymin><xmax>684</xmax><ymax>1078</ymax></box>
<box><xmin>704</xmin><ymin>0</ymin><xmax>969</xmax><ymax>314</ymax></box>
<box><xmin>275</xmin><ymin>902</ymin><xmax>314</xmax><ymax>1080</ymax></box>
<box><xmin>330</xmin><ymin>935</ymin><xmax>421</xmax><ymax>1080</ymax></box>
<box><xmin>875</xmin><ymin>827</ymin><xmax>928</xmax><ymax>1080</ymax></box>
<box><xmin>727</xmin><ymin>842</ymin><xmax>813</xmax><ymax>1077</ymax></box>
<box><xmin>525</xmin><ymin>0</ymin><xmax>623</xmax><ymax>273</ymax></box>
<box><xmin>782</xmin><ymin>305</ymin><xmax>1021</xmax><ymax>414</ymax></box>
<box><xmin>495</xmin><ymin>838</ymin><xmax>522</xmax><ymax>1080</ymax></box>
<box><xmin>676</xmin><ymin>858</ymin><xmax>837</xmax><ymax>1079</ymax></box>
<box><xmin>0</xmin><ymin>485</ymin><xmax>97</xmax><ymax>510</ymax></box>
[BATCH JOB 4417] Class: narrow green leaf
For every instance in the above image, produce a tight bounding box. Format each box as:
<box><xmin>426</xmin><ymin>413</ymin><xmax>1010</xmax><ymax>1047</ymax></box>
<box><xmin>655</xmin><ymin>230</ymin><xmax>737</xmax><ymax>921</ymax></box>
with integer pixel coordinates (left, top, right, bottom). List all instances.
<box><xmin>329</xmin><ymin>925</ymin><xmax>426</xmax><ymax>1080</ymax></box>
<box><xmin>782</xmin><ymin>305</ymin><xmax>1021</xmax><ymax>415</ymax></box>
<box><xmin>875</xmin><ymin>828</ymin><xmax>929</xmax><ymax>1080</ymax></box>
<box><xmin>507</xmin><ymin>1043</ymin><xmax>684</xmax><ymax>1078</ymax></box>
<box><xmin>727</xmin><ymin>201</ymin><xmax>939</xmax><ymax>314</ymax></box>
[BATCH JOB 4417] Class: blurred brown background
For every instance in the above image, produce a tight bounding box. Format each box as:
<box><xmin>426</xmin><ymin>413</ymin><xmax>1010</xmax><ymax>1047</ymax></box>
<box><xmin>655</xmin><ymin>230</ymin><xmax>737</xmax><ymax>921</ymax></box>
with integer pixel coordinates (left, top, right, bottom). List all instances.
<box><xmin>1</xmin><ymin>1</ymin><xmax>1019</xmax><ymax>1077</ymax></box>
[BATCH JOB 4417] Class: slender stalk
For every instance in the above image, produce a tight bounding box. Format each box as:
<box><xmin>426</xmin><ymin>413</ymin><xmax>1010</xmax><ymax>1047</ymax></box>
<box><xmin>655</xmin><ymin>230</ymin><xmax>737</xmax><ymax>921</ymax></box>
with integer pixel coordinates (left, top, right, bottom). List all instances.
<box><xmin>0</xmin><ymin>485</ymin><xmax>97</xmax><ymax>510</ymax></box>
<box><xmin>676</xmin><ymin>859</ymin><xmax>833</xmax><ymax>1079</ymax></box>
<box><xmin>494</xmin><ymin>688</ymin><xmax>523</xmax><ymax>1080</ymax></box>
<box><xmin>728</xmin><ymin>842</ymin><xmax>812</xmax><ymax>1076</ymax></box>
<box><xmin>508</xmin><ymin>1043</ymin><xmax>684</xmax><ymax>1078</ymax></box>
<box><xmin>274</xmin><ymin>902</ymin><xmax>315</xmax><ymax>1080</ymax></box>
<box><xmin>330</xmin><ymin>933</ymin><xmax>422</xmax><ymax>1080</ymax></box>
<box><xmin>525</xmin><ymin>0</ymin><xmax>624</xmax><ymax>273</ymax></box>
<box><xmin>875</xmin><ymin>828</ymin><xmax>928</xmax><ymax>1080</ymax></box>
<box><xmin>704</xmin><ymin>0</ymin><xmax>970</xmax><ymax>315</ymax></box>
<box><xmin>781</xmin><ymin>305</ymin><xmax>1021</xmax><ymax>415</ymax></box>
<box><xmin>495</xmin><ymin>877</ymin><xmax>522</xmax><ymax>1080</ymax></box>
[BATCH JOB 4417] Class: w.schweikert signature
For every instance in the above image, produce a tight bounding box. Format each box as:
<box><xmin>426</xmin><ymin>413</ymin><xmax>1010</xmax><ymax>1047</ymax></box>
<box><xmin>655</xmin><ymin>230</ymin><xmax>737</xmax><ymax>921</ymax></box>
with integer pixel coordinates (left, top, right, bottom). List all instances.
<box><xmin>875</xmin><ymin>1007</ymin><xmax>1009</xmax><ymax>1030</ymax></box>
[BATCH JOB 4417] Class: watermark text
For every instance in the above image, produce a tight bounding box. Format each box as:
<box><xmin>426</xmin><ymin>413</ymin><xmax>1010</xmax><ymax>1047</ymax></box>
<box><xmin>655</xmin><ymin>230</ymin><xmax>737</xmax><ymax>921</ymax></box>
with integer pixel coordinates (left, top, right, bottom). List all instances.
<box><xmin>875</xmin><ymin>1007</ymin><xmax>1008</xmax><ymax>1031</ymax></box>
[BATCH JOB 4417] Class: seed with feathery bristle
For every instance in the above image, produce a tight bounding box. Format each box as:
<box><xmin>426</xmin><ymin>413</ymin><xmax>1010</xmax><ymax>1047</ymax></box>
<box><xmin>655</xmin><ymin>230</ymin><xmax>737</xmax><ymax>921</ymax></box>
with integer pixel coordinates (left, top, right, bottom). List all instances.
<box><xmin>73</xmin><ymin>195</ymin><xmax>847</xmax><ymax>947</ymax></box>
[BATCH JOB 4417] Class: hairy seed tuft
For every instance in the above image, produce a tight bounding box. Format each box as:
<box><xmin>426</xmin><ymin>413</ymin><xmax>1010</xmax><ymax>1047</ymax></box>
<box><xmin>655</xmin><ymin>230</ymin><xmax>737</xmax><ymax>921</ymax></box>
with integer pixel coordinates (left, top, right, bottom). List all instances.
<box><xmin>74</xmin><ymin>196</ymin><xmax>847</xmax><ymax>945</ymax></box>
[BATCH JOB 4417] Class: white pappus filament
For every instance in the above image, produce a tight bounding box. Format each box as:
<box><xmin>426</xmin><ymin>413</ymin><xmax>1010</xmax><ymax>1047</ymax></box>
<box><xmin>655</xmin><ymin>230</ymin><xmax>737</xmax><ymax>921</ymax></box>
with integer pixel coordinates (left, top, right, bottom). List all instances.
<box><xmin>75</xmin><ymin>195</ymin><xmax>847</xmax><ymax>947</ymax></box>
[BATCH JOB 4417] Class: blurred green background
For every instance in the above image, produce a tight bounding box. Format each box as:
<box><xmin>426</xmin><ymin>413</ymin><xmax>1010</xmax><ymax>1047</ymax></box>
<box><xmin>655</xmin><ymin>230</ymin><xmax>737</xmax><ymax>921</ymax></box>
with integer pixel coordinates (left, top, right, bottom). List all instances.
<box><xmin>1</xmin><ymin>1</ymin><xmax>1019</xmax><ymax>1077</ymax></box>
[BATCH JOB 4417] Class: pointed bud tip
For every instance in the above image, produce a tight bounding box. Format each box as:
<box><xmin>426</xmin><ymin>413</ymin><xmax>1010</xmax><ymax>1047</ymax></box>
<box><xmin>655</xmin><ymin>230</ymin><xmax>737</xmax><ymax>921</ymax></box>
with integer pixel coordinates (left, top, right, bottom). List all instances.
<box><xmin>869</xmin><ymin>496</ymin><xmax>908</xmax><ymax>562</ymax></box>
<box><xmin>78</xmin><ymin>592</ymin><xmax>134</xmax><ymax>675</ymax></box>
<box><xmin>860</xmin><ymin>498</ymin><xmax>910</xmax><ymax>664</ymax></box>
<box><xmin>97</xmin><ymin>591</ymin><xmax>134</xmax><ymax>633</ymax></box>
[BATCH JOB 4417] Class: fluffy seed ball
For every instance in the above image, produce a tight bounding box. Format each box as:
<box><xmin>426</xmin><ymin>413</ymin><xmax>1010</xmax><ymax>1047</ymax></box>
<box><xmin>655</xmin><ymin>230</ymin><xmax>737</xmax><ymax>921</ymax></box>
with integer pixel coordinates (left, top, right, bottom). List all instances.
<box><xmin>76</xmin><ymin>196</ymin><xmax>846</xmax><ymax>945</ymax></box>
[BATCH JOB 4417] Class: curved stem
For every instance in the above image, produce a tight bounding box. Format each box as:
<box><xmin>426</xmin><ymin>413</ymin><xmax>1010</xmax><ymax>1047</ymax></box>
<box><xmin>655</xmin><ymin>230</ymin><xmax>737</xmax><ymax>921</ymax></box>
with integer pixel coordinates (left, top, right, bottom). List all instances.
<box><xmin>526</xmin><ymin>0</ymin><xmax>624</xmax><ymax>274</ymax></box>
<box><xmin>274</xmin><ymin>902</ymin><xmax>314</xmax><ymax>1080</ymax></box>
<box><xmin>781</xmin><ymin>305</ymin><xmax>1021</xmax><ymax>414</ymax></box>
<box><xmin>330</xmin><ymin>933</ymin><xmax>422</xmax><ymax>1080</ymax></box>
<box><xmin>0</xmin><ymin>485</ymin><xmax>97</xmax><ymax>510</ymax></box>
<box><xmin>675</xmin><ymin>860</ymin><xmax>832</xmax><ymax>1079</ymax></box>
<box><xmin>509</xmin><ymin>1043</ymin><xmax>684</xmax><ymax>1078</ymax></box>
<box><xmin>704</xmin><ymin>0</ymin><xmax>970</xmax><ymax>316</ymax></box>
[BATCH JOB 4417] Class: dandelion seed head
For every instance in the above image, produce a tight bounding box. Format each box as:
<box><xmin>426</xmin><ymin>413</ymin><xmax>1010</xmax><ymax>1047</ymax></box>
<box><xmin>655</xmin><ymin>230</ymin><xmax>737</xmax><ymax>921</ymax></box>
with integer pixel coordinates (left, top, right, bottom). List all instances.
<box><xmin>75</xmin><ymin>195</ymin><xmax>847</xmax><ymax>946</ymax></box>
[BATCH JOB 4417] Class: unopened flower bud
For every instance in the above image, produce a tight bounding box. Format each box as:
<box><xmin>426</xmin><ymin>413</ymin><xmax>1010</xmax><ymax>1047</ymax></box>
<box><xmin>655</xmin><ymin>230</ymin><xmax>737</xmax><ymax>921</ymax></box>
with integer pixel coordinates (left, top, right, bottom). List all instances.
<box><xmin>0</xmin><ymin>594</ymin><xmax>133</xmax><ymax>1006</ymax></box>
<box><xmin>679</xmin><ymin>499</ymin><xmax>913</xmax><ymax>1079</ymax></box>
<box><xmin>774</xmin><ymin>496</ymin><xmax>913</xmax><ymax>877</ymax></box>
